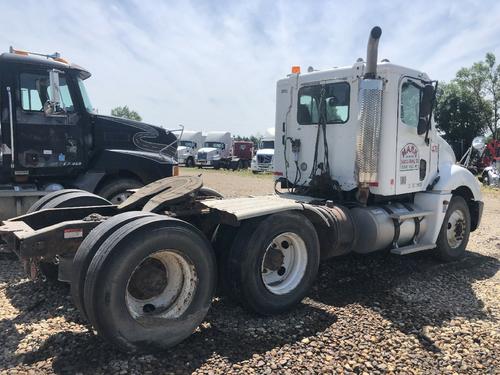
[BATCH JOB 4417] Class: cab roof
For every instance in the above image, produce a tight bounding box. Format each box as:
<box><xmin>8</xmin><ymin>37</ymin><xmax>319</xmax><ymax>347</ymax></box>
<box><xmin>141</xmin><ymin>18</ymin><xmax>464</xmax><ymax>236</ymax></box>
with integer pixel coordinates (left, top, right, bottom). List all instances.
<box><xmin>0</xmin><ymin>52</ymin><xmax>91</xmax><ymax>79</ymax></box>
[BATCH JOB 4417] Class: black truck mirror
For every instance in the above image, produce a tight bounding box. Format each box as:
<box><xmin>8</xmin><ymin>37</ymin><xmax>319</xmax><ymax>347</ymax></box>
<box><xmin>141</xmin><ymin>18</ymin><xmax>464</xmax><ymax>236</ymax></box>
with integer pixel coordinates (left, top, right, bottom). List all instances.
<box><xmin>417</xmin><ymin>84</ymin><xmax>434</xmax><ymax>135</ymax></box>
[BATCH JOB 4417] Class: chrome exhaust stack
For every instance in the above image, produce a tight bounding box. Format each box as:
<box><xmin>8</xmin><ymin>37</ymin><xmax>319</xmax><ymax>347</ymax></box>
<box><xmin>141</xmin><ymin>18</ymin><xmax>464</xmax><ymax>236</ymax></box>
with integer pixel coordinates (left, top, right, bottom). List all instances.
<box><xmin>356</xmin><ymin>26</ymin><xmax>383</xmax><ymax>204</ymax></box>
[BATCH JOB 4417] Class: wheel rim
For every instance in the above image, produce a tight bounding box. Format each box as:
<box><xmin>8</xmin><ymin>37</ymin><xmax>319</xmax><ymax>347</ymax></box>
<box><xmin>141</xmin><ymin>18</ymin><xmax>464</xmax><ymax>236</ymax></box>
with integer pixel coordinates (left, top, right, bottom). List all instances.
<box><xmin>261</xmin><ymin>232</ymin><xmax>308</xmax><ymax>295</ymax></box>
<box><xmin>446</xmin><ymin>209</ymin><xmax>466</xmax><ymax>249</ymax></box>
<box><xmin>109</xmin><ymin>191</ymin><xmax>132</xmax><ymax>205</ymax></box>
<box><xmin>126</xmin><ymin>250</ymin><xmax>198</xmax><ymax>319</ymax></box>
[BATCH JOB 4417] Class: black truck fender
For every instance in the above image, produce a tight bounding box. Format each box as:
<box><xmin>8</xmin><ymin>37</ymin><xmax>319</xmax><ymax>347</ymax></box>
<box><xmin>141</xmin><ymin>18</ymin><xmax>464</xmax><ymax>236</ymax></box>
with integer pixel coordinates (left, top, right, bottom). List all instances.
<box><xmin>74</xmin><ymin>149</ymin><xmax>177</xmax><ymax>193</ymax></box>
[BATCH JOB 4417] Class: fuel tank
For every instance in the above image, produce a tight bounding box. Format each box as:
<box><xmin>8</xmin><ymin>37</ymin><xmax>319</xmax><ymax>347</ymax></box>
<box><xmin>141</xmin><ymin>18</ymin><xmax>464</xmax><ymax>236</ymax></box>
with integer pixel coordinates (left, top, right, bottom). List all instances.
<box><xmin>350</xmin><ymin>203</ymin><xmax>427</xmax><ymax>253</ymax></box>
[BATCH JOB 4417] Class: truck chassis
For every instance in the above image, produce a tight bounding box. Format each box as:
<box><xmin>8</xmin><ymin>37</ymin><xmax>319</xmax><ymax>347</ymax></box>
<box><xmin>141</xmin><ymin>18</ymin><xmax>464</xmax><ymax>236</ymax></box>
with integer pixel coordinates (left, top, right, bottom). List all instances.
<box><xmin>0</xmin><ymin>175</ymin><xmax>478</xmax><ymax>352</ymax></box>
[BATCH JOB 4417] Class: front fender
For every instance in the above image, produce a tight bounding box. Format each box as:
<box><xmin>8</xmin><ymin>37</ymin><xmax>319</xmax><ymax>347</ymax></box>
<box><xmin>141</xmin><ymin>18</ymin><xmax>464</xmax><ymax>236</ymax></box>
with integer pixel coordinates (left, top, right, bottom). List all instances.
<box><xmin>433</xmin><ymin>163</ymin><xmax>482</xmax><ymax>201</ymax></box>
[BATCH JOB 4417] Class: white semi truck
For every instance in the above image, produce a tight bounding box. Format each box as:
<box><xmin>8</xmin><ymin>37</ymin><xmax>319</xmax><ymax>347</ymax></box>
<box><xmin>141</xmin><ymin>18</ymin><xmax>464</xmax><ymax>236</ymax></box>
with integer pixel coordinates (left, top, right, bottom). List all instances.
<box><xmin>251</xmin><ymin>128</ymin><xmax>275</xmax><ymax>173</ymax></box>
<box><xmin>0</xmin><ymin>27</ymin><xmax>483</xmax><ymax>352</ymax></box>
<box><xmin>177</xmin><ymin>131</ymin><xmax>204</xmax><ymax>167</ymax></box>
<box><xmin>195</xmin><ymin>131</ymin><xmax>232</xmax><ymax>169</ymax></box>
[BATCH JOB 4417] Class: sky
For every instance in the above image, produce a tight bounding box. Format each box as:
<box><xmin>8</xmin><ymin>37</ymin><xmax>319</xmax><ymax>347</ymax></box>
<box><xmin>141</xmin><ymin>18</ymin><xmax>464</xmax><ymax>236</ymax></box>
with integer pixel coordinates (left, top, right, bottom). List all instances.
<box><xmin>1</xmin><ymin>0</ymin><xmax>500</xmax><ymax>136</ymax></box>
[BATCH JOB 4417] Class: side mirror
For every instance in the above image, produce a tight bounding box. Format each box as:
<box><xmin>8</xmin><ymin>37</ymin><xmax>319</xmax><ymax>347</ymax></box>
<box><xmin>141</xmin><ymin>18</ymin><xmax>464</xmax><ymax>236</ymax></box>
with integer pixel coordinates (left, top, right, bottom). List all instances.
<box><xmin>472</xmin><ymin>136</ymin><xmax>486</xmax><ymax>151</ymax></box>
<box><xmin>45</xmin><ymin>69</ymin><xmax>64</xmax><ymax>116</ymax></box>
<box><xmin>417</xmin><ymin>84</ymin><xmax>434</xmax><ymax>135</ymax></box>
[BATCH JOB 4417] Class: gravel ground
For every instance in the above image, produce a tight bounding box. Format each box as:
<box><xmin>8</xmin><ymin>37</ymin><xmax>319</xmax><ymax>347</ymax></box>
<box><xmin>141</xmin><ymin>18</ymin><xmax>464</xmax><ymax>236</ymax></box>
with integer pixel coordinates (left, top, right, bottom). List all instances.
<box><xmin>0</xmin><ymin>169</ymin><xmax>498</xmax><ymax>374</ymax></box>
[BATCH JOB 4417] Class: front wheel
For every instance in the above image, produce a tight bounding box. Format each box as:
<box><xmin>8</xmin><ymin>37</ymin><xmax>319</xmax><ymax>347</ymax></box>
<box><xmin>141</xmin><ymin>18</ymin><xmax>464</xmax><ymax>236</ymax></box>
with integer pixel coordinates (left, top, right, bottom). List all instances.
<box><xmin>97</xmin><ymin>178</ymin><xmax>143</xmax><ymax>205</ymax></box>
<box><xmin>435</xmin><ymin>196</ymin><xmax>471</xmax><ymax>262</ymax></box>
<box><xmin>185</xmin><ymin>157</ymin><xmax>195</xmax><ymax>168</ymax></box>
<box><xmin>223</xmin><ymin>211</ymin><xmax>320</xmax><ymax>315</ymax></box>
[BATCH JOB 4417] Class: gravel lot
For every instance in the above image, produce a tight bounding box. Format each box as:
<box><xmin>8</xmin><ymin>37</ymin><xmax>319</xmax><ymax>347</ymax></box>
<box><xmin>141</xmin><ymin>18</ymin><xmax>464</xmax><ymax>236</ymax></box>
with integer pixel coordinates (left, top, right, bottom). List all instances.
<box><xmin>1</xmin><ymin>168</ymin><xmax>499</xmax><ymax>374</ymax></box>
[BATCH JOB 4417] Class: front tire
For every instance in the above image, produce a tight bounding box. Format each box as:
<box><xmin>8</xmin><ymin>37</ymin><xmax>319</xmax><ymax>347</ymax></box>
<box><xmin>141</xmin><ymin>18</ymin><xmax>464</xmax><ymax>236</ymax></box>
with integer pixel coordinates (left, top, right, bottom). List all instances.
<box><xmin>435</xmin><ymin>196</ymin><xmax>471</xmax><ymax>262</ymax></box>
<box><xmin>185</xmin><ymin>157</ymin><xmax>195</xmax><ymax>168</ymax></box>
<box><xmin>223</xmin><ymin>211</ymin><xmax>320</xmax><ymax>315</ymax></box>
<box><xmin>97</xmin><ymin>178</ymin><xmax>143</xmax><ymax>205</ymax></box>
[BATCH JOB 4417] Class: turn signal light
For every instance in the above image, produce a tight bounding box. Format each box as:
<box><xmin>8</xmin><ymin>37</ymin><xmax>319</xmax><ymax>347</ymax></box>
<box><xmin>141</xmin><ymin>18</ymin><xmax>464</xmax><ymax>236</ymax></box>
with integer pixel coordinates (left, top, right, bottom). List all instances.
<box><xmin>291</xmin><ymin>66</ymin><xmax>301</xmax><ymax>74</ymax></box>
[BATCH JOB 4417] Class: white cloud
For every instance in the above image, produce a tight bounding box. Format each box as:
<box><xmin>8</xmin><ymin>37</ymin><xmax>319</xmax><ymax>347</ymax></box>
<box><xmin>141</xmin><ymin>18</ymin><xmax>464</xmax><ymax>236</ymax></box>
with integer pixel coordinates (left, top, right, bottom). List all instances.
<box><xmin>1</xmin><ymin>0</ymin><xmax>499</xmax><ymax>135</ymax></box>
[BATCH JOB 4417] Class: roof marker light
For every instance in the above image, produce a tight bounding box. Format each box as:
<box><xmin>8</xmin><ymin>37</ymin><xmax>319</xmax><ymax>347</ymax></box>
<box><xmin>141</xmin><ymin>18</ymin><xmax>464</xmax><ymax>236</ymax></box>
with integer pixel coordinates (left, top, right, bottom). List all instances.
<box><xmin>291</xmin><ymin>66</ymin><xmax>301</xmax><ymax>74</ymax></box>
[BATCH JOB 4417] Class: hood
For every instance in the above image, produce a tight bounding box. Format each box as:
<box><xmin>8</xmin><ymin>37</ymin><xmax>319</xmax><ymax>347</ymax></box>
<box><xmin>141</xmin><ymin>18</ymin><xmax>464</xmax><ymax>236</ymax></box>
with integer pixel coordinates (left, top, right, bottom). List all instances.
<box><xmin>437</xmin><ymin>134</ymin><xmax>456</xmax><ymax>166</ymax></box>
<box><xmin>92</xmin><ymin>114</ymin><xmax>177</xmax><ymax>159</ymax></box>
<box><xmin>177</xmin><ymin>146</ymin><xmax>188</xmax><ymax>153</ymax></box>
<box><xmin>256</xmin><ymin>149</ymin><xmax>275</xmax><ymax>156</ymax></box>
<box><xmin>198</xmin><ymin>147</ymin><xmax>218</xmax><ymax>154</ymax></box>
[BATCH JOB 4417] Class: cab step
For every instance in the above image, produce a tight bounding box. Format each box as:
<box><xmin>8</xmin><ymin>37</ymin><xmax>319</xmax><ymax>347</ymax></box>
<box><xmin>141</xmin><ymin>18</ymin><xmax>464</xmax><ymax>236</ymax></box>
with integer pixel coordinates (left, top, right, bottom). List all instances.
<box><xmin>391</xmin><ymin>243</ymin><xmax>436</xmax><ymax>255</ymax></box>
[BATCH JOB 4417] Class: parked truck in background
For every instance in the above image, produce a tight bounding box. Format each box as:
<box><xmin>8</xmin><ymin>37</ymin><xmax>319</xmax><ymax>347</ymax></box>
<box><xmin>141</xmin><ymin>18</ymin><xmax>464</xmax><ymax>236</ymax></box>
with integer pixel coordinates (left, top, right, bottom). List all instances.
<box><xmin>0</xmin><ymin>48</ymin><xmax>178</xmax><ymax>218</ymax></box>
<box><xmin>0</xmin><ymin>27</ymin><xmax>483</xmax><ymax>353</ymax></box>
<box><xmin>251</xmin><ymin>128</ymin><xmax>275</xmax><ymax>173</ymax></box>
<box><xmin>196</xmin><ymin>131</ymin><xmax>252</xmax><ymax>170</ymax></box>
<box><xmin>177</xmin><ymin>131</ymin><xmax>204</xmax><ymax>167</ymax></box>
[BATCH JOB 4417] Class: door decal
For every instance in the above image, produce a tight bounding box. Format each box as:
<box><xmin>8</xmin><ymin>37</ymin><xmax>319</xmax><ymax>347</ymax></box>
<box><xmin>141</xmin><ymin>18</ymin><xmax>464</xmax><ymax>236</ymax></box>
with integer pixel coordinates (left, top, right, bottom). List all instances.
<box><xmin>400</xmin><ymin>143</ymin><xmax>419</xmax><ymax>171</ymax></box>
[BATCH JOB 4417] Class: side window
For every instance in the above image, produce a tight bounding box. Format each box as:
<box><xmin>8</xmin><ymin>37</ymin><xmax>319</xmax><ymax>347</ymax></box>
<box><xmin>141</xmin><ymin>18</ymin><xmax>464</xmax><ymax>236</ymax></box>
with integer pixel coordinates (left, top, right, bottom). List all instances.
<box><xmin>298</xmin><ymin>87</ymin><xmax>320</xmax><ymax>124</ymax></box>
<box><xmin>400</xmin><ymin>81</ymin><xmax>421</xmax><ymax>127</ymax></box>
<box><xmin>297</xmin><ymin>82</ymin><xmax>350</xmax><ymax>125</ymax></box>
<box><xmin>20</xmin><ymin>72</ymin><xmax>74</xmax><ymax>112</ymax></box>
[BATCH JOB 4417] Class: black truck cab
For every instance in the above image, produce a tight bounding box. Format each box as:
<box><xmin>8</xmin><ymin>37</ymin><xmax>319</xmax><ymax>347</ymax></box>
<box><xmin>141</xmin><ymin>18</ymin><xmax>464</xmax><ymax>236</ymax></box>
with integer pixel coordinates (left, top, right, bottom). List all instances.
<box><xmin>0</xmin><ymin>49</ymin><xmax>178</xmax><ymax>217</ymax></box>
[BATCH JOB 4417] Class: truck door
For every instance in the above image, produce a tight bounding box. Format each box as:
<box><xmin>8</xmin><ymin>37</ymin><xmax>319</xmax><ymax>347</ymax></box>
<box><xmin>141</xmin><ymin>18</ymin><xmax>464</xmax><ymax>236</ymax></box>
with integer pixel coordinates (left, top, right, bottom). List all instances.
<box><xmin>395</xmin><ymin>77</ymin><xmax>431</xmax><ymax>194</ymax></box>
<box><xmin>13</xmin><ymin>68</ymin><xmax>85</xmax><ymax>177</ymax></box>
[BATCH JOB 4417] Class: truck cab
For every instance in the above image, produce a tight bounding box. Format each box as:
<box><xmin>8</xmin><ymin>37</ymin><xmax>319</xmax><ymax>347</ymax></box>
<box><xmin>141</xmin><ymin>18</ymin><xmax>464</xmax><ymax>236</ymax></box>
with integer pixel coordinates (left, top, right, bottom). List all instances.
<box><xmin>177</xmin><ymin>131</ymin><xmax>204</xmax><ymax>167</ymax></box>
<box><xmin>196</xmin><ymin>131</ymin><xmax>232</xmax><ymax>168</ymax></box>
<box><xmin>251</xmin><ymin>128</ymin><xmax>275</xmax><ymax>173</ymax></box>
<box><xmin>0</xmin><ymin>49</ymin><xmax>178</xmax><ymax>217</ymax></box>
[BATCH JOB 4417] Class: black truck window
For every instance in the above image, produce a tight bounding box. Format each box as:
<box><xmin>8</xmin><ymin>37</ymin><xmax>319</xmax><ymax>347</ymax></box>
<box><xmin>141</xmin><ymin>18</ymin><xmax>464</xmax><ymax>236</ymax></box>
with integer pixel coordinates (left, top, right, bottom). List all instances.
<box><xmin>20</xmin><ymin>72</ymin><xmax>75</xmax><ymax>113</ymax></box>
<box><xmin>297</xmin><ymin>82</ymin><xmax>350</xmax><ymax>125</ymax></box>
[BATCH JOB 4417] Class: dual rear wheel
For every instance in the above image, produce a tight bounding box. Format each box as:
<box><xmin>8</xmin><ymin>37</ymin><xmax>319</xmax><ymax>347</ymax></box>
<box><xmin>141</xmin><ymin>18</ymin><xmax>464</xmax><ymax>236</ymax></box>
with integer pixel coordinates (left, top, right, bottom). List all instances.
<box><xmin>72</xmin><ymin>210</ymin><xmax>320</xmax><ymax>351</ymax></box>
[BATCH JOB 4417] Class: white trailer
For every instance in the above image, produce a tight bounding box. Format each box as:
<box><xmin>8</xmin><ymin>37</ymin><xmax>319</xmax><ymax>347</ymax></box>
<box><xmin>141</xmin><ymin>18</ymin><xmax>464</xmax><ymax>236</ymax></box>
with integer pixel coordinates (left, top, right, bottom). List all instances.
<box><xmin>251</xmin><ymin>128</ymin><xmax>275</xmax><ymax>173</ymax></box>
<box><xmin>0</xmin><ymin>27</ymin><xmax>483</xmax><ymax>352</ymax></box>
<box><xmin>177</xmin><ymin>131</ymin><xmax>204</xmax><ymax>167</ymax></box>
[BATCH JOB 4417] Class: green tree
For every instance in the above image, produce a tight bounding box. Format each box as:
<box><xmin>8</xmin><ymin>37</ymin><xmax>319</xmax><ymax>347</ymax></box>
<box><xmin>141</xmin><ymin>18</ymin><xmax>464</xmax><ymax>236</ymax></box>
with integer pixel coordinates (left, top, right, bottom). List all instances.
<box><xmin>111</xmin><ymin>105</ymin><xmax>142</xmax><ymax>121</ymax></box>
<box><xmin>435</xmin><ymin>82</ymin><xmax>490</xmax><ymax>149</ymax></box>
<box><xmin>455</xmin><ymin>53</ymin><xmax>499</xmax><ymax>139</ymax></box>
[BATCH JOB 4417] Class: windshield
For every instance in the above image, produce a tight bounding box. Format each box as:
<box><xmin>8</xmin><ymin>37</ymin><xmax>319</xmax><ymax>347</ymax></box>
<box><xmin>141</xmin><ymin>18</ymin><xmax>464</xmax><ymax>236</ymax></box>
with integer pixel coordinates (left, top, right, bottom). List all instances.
<box><xmin>77</xmin><ymin>78</ymin><xmax>94</xmax><ymax>113</ymax></box>
<box><xmin>261</xmin><ymin>140</ymin><xmax>274</xmax><ymax>149</ymax></box>
<box><xmin>180</xmin><ymin>140</ymin><xmax>196</xmax><ymax>148</ymax></box>
<box><xmin>204</xmin><ymin>142</ymin><xmax>224</xmax><ymax>149</ymax></box>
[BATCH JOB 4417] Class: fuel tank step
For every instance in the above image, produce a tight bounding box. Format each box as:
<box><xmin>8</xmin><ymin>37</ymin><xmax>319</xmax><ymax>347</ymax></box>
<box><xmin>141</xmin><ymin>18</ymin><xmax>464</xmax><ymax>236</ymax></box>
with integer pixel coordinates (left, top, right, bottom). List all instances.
<box><xmin>391</xmin><ymin>243</ymin><xmax>436</xmax><ymax>255</ymax></box>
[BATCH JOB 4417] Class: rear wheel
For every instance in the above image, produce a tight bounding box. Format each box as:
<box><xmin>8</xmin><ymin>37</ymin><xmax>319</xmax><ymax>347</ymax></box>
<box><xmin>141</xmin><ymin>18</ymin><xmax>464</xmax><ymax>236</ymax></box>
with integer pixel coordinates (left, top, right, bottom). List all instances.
<box><xmin>435</xmin><ymin>196</ymin><xmax>471</xmax><ymax>262</ymax></box>
<box><xmin>71</xmin><ymin>211</ymin><xmax>156</xmax><ymax>321</ymax></box>
<box><xmin>223</xmin><ymin>211</ymin><xmax>320</xmax><ymax>315</ymax></box>
<box><xmin>83</xmin><ymin>216</ymin><xmax>216</xmax><ymax>352</ymax></box>
<box><xmin>27</xmin><ymin>189</ymin><xmax>82</xmax><ymax>213</ymax></box>
<box><xmin>97</xmin><ymin>178</ymin><xmax>143</xmax><ymax>205</ymax></box>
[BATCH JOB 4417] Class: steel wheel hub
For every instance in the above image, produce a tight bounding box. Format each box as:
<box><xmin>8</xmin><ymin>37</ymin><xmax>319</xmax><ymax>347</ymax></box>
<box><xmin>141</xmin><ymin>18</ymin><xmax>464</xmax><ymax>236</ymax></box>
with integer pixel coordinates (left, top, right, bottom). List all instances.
<box><xmin>126</xmin><ymin>250</ymin><xmax>197</xmax><ymax>319</ymax></box>
<box><xmin>446</xmin><ymin>210</ymin><xmax>466</xmax><ymax>249</ymax></box>
<box><xmin>261</xmin><ymin>232</ymin><xmax>307</xmax><ymax>295</ymax></box>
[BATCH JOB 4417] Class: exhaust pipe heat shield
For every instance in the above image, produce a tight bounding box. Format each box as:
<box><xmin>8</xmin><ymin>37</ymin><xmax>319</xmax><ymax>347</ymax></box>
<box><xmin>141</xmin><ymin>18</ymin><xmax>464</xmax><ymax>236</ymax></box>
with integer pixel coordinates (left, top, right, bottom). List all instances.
<box><xmin>356</xmin><ymin>79</ymin><xmax>383</xmax><ymax>184</ymax></box>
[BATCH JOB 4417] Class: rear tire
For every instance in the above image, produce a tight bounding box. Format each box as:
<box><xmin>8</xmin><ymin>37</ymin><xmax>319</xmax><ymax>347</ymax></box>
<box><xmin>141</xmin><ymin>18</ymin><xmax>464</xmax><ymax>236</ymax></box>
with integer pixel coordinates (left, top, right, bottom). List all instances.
<box><xmin>27</xmin><ymin>189</ymin><xmax>83</xmax><ymax>213</ymax></box>
<box><xmin>435</xmin><ymin>195</ymin><xmax>471</xmax><ymax>262</ymax></box>
<box><xmin>83</xmin><ymin>216</ymin><xmax>216</xmax><ymax>352</ymax></box>
<box><xmin>97</xmin><ymin>178</ymin><xmax>143</xmax><ymax>205</ymax></box>
<box><xmin>223</xmin><ymin>211</ymin><xmax>320</xmax><ymax>315</ymax></box>
<box><xmin>71</xmin><ymin>212</ymin><xmax>156</xmax><ymax>321</ymax></box>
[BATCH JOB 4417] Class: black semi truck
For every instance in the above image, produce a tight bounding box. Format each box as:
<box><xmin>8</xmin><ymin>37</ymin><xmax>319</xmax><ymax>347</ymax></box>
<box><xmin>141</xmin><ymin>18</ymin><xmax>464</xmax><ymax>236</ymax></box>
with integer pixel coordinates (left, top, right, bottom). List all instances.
<box><xmin>0</xmin><ymin>48</ymin><xmax>178</xmax><ymax>219</ymax></box>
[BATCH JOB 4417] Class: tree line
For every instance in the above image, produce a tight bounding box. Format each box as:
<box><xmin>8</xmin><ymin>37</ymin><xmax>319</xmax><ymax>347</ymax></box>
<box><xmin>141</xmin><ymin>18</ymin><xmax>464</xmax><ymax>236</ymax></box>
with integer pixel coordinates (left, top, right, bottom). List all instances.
<box><xmin>435</xmin><ymin>52</ymin><xmax>499</xmax><ymax>158</ymax></box>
